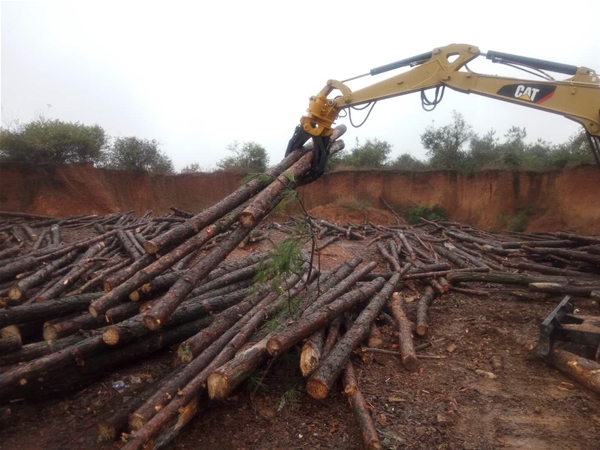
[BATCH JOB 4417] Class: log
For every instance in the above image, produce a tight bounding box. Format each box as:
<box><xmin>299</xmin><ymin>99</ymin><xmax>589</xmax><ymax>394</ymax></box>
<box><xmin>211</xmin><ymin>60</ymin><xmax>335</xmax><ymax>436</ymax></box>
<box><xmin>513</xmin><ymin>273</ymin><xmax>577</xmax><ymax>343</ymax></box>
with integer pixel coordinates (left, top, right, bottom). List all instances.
<box><xmin>343</xmin><ymin>361</ymin><xmax>383</xmax><ymax>450</ymax></box>
<box><xmin>524</xmin><ymin>247</ymin><xmax>600</xmax><ymax>266</ymax></box>
<box><xmin>177</xmin><ymin>268</ymin><xmax>306</xmax><ymax>362</ymax></box>
<box><xmin>416</xmin><ymin>286</ymin><xmax>436</xmax><ymax>336</ymax></box>
<box><xmin>319</xmin><ymin>219</ymin><xmax>364</xmax><ymax>240</ymax></box>
<box><xmin>300</xmin><ymin>328</ymin><xmax>325</xmax><ymax>377</ymax></box>
<box><xmin>0</xmin><ymin>333</ymin><xmax>90</xmax><ymax>367</ymax></box>
<box><xmin>90</xmin><ymin>208</ymin><xmax>244</xmax><ymax>316</ymax></box>
<box><xmin>267</xmin><ymin>278</ymin><xmax>386</xmax><ymax>357</ymax></box>
<box><xmin>303</xmin><ymin>261</ymin><xmax>377</xmax><ymax>316</ymax></box>
<box><xmin>528</xmin><ymin>283</ymin><xmax>599</xmax><ymax>297</ymax></box>
<box><xmin>0</xmin><ymin>334</ymin><xmax>22</xmax><ymax>353</ymax></box>
<box><xmin>368</xmin><ymin>324</ymin><xmax>384</xmax><ymax>348</ymax></box>
<box><xmin>142</xmin><ymin>225</ymin><xmax>255</xmax><ymax>330</ymax></box>
<box><xmin>117</xmin><ymin>229</ymin><xmax>142</xmax><ymax>260</ymax></box>
<box><xmin>8</xmin><ymin>250</ymin><xmax>81</xmax><ymax>301</ymax></box>
<box><xmin>377</xmin><ymin>242</ymin><xmax>400</xmax><ymax>271</ymax></box>
<box><xmin>502</xmin><ymin>261</ymin><xmax>599</xmax><ymax>278</ymax></box>
<box><xmin>43</xmin><ymin>301</ymin><xmax>140</xmax><ymax>341</ymax></box>
<box><xmin>0</xmin><ymin>293</ymin><xmax>101</xmax><ymax>328</ymax></box>
<box><xmin>34</xmin><ymin>242</ymin><xmax>105</xmax><ymax>302</ymax></box>
<box><xmin>103</xmin><ymin>288</ymin><xmax>249</xmax><ymax>346</ymax></box>
<box><xmin>500</xmin><ymin>240</ymin><xmax>579</xmax><ymax>249</ymax></box>
<box><xmin>446</xmin><ymin>272</ymin><xmax>574</xmax><ymax>286</ymax></box>
<box><xmin>316</xmin><ymin>235</ymin><xmax>340</xmax><ymax>252</ymax></box>
<box><xmin>389</xmin><ymin>292</ymin><xmax>419</xmax><ymax>372</ymax></box>
<box><xmin>144</xmin><ymin>127</ymin><xmax>345</xmax><ymax>254</ymax></box>
<box><xmin>431</xmin><ymin>244</ymin><xmax>471</xmax><ymax>268</ymax></box>
<box><xmin>546</xmin><ymin>347</ymin><xmax>600</xmax><ymax>395</ymax></box>
<box><xmin>398</xmin><ymin>232</ymin><xmax>416</xmax><ymax>261</ymax></box>
<box><xmin>322</xmin><ymin>317</ymin><xmax>342</xmax><ymax>358</ymax></box>
<box><xmin>306</xmin><ymin>274</ymin><xmax>400</xmax><ymax>399</ymax></box>
<box><xmin>238</xmin><ymin>151</ymin><xmax>315</xmax><ymax>228</ymax></box>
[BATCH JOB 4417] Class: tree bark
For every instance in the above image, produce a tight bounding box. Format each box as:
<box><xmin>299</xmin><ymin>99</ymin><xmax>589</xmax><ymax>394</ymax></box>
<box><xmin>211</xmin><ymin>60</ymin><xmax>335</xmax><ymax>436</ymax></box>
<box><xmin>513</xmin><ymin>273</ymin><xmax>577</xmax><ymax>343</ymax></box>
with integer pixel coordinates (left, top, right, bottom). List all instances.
<box><xmin>306</xmin><ymin>274</ymin><xmax>400</xmax><ymax>399</ymax></box>
<box><xmin>546</xmin><ymin>347</ymin><xmax>600</xmax><ymax>395</ymax></box>
<box><xmin>8</xmin><ymin>250</ymin><xmax>81</xmax><ymax>301</ymax></box>
<box><xmin>416</xmin><ymin>286</ymin><xmax>436</xmax><ymax>336</ymax></box>
<box><xmin>143</xmin><ymin>129</ymin><xmax>345</xmax><ymax>255</ymax></box>
<box><xmin>389</xmin><ymin>292</ymin><xmax>419</xmax><ymax>372</ymax></box>
<box><xmin>267</xmin><ymin>278</ymin><xmax>386</xmax><ymax>357</ymax></box>
<box><xmin>0</xmin><ymin>293</ymin><xmax>101</xmax><ymax>328</ymax></box>
<box><xmin>343</xmin><ymin>361</ymin><xmax>383</xmax><ymax>450</ymax></box>
<box><xmin>300</xmin><ymin>328</ymin><xmax>325</xmax><ymax>377</ymax></box>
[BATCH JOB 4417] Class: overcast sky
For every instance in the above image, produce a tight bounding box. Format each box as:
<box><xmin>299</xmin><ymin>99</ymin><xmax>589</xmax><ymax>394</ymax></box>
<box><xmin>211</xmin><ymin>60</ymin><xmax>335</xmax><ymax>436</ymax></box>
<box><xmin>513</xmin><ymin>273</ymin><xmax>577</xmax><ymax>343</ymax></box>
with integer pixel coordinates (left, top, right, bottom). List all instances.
<box><xmin>2</xmin><ymin>0</ymin><xmax>599</xmax><ymax>171</ymax></box>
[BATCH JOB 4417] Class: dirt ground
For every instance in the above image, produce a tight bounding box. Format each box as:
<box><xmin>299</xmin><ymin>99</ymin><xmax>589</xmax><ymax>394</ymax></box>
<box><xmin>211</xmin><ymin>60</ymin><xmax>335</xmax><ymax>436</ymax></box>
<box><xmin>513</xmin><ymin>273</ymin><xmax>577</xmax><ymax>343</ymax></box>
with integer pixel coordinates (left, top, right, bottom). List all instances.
<box><xmin>1</xmin><ymin>208</ymin><xmax>599</xmax><ymax>450</ymax></box>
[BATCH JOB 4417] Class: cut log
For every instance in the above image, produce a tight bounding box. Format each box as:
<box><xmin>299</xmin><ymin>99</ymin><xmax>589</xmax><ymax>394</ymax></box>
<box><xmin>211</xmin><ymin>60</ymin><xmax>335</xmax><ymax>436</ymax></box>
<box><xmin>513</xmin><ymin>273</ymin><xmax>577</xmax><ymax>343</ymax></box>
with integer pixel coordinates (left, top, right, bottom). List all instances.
<box><xmin>0</xmin><ymin>293</ymin><xmax>101</xmax><ymax>328</ymax></box>
<box><xmin>306</xmin><ymin>274</ymin><xmax>400</xmax><ymax>399</ymax></box>
<box><xmin>300</xmin><ymin>329</ymin><xmax>325</xmax><ymax>377</ymax></box>
<box><xmin>546</xmin><ymin>347</ymin><xmax>600</xmax><ymax>395</ymax></box>
<box><xmin>343</xmin><ymin>361</ymin><xmax>383</xmax><ymax>450</ymax></box>
<box><xmin>144</xmin><ymin>127</ymin><xmax>345</xmax><ymax>255</ymax></box>
<box><xmin>389</xmin><ymin>292</ymin><xmax>419</xmax><ymax>372</ymax></box>
<box><xmin>267</xmin><ymin>278</ymin><xmax>386</xmax><ymax>357</ymax></box>
<box><xmin>8</xmin><ymin>250</ymin><xmax>81</xmax><ymax>301</ymax></box>
<box><xmin>416</xmin><ymin>286</ymin><xmax>436</xmax><ymax>336</ymax></box>
<box><xmin>0</xmin><ymin>334</ymin><xmax>22</xmax><ymax>353</ymax></box>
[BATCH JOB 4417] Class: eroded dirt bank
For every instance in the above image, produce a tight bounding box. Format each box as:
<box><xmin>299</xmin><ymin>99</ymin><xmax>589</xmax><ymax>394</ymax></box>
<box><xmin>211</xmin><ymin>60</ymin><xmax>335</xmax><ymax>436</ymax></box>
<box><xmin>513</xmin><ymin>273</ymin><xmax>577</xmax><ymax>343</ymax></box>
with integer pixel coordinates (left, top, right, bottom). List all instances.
<box><xmin>1</xmin><ymin>163</ymin><xmax>599</xmax><ymax>233</ymax></box>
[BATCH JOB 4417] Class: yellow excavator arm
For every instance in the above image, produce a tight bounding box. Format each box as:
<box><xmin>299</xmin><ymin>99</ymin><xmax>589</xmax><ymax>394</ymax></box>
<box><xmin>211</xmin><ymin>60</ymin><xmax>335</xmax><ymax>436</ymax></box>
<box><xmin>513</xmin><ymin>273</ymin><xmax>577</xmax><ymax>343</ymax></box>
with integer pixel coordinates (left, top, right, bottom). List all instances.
<box><xmin>286</xmin><ymin>44</ymin><xmax>600</xmax><ymax>179</ymax></box>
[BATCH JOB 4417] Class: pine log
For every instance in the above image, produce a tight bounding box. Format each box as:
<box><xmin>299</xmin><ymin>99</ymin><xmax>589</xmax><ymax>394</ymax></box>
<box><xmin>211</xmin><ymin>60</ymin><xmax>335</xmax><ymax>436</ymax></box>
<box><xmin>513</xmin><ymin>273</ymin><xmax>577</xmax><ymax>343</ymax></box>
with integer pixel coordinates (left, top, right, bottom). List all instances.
<box><xmin>398</xmin><ymin>232</ymin><xmax>416</xmax><ymax>261</ymax></box>
<box><xmin>343</xmin><ymin>361</ymin><xmax>383</xmax><ymax>450</ymax></box>
<box><xmin>524</xmin><ymin>246</ymin><xmax>600</xmax><ymax>266</ymax></box>
<box><xmin>73</xmin><ymin>257</ymin><xmax>132</xmax><ymax>295</ymax></box>
<box><xmin>267</xmin><ymin>278</ymin><xmax>386</xmax><ymax>357</ymax></box>
<box><xmin>546</xmin><ymin>347</ymin><xmax>600</xmax><ymax>395</ymax></box>
<box><xmin>367</xmin><ymin>324</ymin><xmax>384</xmax><ymax>348</ymax></box>
<box><xmin>300</xmin><ymin>328</ymin><xmax>325</xmax><ymax>377</ymax></box>
<box><xmin>389</xmin><ymin>292</ymin><xmax>419</xmax><ymax>372</ymax></box>
<box><xmin>0</xmin><ymin>334</ymin><xmax>22</xmax><ymax>353</ymax></box>
<box><xmin>0</xmin><ymin>333</ymin><xmax>90</xmax><ymax>367</ymax></box>
<box><xmin>97</xmin><ymin>369</ymin><xmax>175</xmax><ymax>442</ymax></box>
<box><xmin>316</xmin><ymin>235</ymin><xmax>340</xmax><ymax>252</ymax></box>
<box><xmin>43</xmin><ymin>301</ymin><xmax>140</xmax><ymax>341</ymax></box>
<box><xmin>555</xmin><ymin>232</ymin><xmax>600</xmax><ymax>245</ymax></box>
<box><xmin>528</xmin><ymin>283</ymin><xmax>599</xmax><ymax>297</ymax></box>
<box><xmin>303</xmin><ymin>261</ymin><xmax>377</xmax><ymax>316</ymax></box>
<box><xmin>91</xmin><ymin>207</ymin><xmax>244</xmax><ymax>318</ymax></box>
<box><xmin>177</xmin><ymin>268</ymin><xmax>306</xmax><ymax>362</ymax></box>
<box><xmin>103</xmin><ymin>288</ymin><xmax>249</xmax><ymax>346</ymax></box>
<box><xmin>447</xmin><ymin>272</ymin><xmax>575</xmax><ymax>286</ymax></box>
<box><xmin>306</xmin><ymin>274</ymin><xmax>401</xmax><ymax>399</ymax></box>
<box><xmin>502</xmin><ymin>261</ymin><xmax>599</xmax><ymax>278</ymax></box>
<box><xmin>377</xmin><ymin>242</ymin><xmax>401</xmax><ymax>271</ymax></box>
<box><xmin>142</xmin><ymin>225</ymin><xmax>255</xmax><ymax>330</ymax></box>
<box><xmin>322</xmin><ymin>317</ymin><xmax>342</xmax><ymax>358</ymax></box>
<box><xmin>416</xmin><ymin>286</ymin><xmax>436</xmax><ymax>336</ymax></box>
<box><xmin>144</xmin><ymin>127</ymin><xmax>345</xmax><ymax>255</ymax></box>
<box><xmin>50</xmin><ymin>224</ymin><xmax>60</xmax><ymax>245</ymax></box>
<box><xmin>431</xmin><ymin>244</ymin><xmax>471</xmax><ymax>268</ymax></box>
<box><xmin>34</xmin><ymin>242</ymin><xmax>105</xmax><ymax>302</ymax></box>
<box><xmin>500</xmin><ymin>240</ymin><xmax>579</xmax><ymax>249</ymax></box>
<box><xmin>0</xmin><ymin>293</ymin><xmax>101</xmax><ymax>328</ymax></box>
<box><xmin>8</xmin><ymin>250</ymin><xmax>81</xmax><ymax>301</ymax></box>
<box><xmin>319</xmin><ymin>219</ymin><xmax>364</xmax><ymax>240</ymax></box>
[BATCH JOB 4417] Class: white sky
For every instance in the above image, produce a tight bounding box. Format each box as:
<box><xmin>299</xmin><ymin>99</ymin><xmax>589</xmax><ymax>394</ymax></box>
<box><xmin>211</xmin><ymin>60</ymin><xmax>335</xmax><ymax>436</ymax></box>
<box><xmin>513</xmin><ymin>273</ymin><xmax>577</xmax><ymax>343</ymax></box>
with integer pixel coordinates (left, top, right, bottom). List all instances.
<box><xmin>2</xmin><ymin>0</ymin><xmax>599</xmax><ymax>171</ymax></box>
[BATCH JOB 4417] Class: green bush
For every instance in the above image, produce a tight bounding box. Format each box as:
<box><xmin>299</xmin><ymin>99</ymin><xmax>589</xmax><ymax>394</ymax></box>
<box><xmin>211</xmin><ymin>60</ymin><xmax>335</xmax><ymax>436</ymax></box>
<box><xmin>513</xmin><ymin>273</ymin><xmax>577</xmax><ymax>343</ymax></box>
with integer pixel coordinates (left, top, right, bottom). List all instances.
<box><xmin>508</xmin><ymin>208</ymin><xmax>532</xmax><ymax>232</ymax></box>
<box><xmin>406</xmin><ymin>204</ymin><xmax>447</xmax><ymax>224</ymax></box>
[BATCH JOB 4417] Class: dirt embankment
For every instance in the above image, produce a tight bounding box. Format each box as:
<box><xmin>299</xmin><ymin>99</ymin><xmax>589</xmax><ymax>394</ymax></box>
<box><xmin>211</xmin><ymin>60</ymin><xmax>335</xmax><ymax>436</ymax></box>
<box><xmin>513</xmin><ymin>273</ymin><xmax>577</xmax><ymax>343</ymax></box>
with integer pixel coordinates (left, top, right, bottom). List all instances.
<box><xmin>1</xmin><ymin>162</ymin><xmax>599</xmax><ymax>233</ymax></box>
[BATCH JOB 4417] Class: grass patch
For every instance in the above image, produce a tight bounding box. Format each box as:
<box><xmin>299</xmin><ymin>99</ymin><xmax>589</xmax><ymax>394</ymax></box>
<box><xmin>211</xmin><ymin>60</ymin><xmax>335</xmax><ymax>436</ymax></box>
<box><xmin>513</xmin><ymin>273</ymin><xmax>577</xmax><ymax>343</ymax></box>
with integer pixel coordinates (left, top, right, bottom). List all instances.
<box><xmin>406</xmin><ymin>204</ymin><xmax>447</xmax><ymax>224</ymax></box>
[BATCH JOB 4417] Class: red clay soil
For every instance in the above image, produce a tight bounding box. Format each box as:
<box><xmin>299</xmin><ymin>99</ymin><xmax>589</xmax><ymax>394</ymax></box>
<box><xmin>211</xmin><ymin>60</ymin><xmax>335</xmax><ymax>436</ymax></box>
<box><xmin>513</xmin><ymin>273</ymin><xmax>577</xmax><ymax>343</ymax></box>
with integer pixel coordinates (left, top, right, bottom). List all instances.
<box><xmin>2</xmin><ymin>163</ymin><xmax>600</xmax><ymax>233</ymax></box>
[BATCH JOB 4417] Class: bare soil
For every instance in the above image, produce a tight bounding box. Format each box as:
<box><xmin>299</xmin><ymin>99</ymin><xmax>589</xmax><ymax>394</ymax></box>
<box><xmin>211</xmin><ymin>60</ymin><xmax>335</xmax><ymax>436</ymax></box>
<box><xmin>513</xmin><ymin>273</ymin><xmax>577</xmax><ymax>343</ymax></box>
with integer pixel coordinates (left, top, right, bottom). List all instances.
<box><xmin>1</xmin><ymin>207</ymin><xmax>599</xmax><ymax>450</ymax></box>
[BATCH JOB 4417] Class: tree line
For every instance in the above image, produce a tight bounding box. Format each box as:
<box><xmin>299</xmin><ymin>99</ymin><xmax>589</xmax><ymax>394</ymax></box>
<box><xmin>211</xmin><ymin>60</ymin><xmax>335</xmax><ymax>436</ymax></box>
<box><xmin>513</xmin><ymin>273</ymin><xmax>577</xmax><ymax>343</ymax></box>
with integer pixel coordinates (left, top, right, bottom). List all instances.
<box><xmin>0</xmin><ymin>112</ymin><xmax>593</xmax><ymax>174</ymax></box>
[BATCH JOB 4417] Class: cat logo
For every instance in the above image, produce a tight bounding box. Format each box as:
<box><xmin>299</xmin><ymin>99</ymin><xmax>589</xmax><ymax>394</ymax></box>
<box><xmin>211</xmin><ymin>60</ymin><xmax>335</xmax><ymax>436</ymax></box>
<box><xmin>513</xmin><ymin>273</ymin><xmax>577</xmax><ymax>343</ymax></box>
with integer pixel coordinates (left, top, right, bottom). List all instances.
<box><xmin>497</xmin><ymin>83</ymin><xmax>556</xmax><ymax>104</ymax></box>
<box><xmin>514</xmin><ymin>85</ymin><xmax>540</xmax><ymax>102</ymax></box>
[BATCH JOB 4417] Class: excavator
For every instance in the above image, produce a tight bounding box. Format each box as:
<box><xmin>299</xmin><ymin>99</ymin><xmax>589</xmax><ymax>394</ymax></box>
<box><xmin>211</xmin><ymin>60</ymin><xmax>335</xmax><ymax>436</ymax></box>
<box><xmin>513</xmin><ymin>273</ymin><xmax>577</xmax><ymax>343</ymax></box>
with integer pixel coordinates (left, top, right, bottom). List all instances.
<box><xmin>286</xmin><ymin>43</ymin><xmax>600</xmax><ymax>180</ymax></box>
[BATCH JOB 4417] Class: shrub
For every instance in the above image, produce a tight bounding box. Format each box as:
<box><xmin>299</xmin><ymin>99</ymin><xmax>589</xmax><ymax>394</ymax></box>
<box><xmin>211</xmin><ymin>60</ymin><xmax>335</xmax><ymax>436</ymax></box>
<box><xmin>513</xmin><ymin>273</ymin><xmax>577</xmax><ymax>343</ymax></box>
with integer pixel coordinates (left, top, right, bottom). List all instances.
<box><xmin>406</xmin><ymin>204</ymin><xmax>447</xmax><ymax>224</ymax></box>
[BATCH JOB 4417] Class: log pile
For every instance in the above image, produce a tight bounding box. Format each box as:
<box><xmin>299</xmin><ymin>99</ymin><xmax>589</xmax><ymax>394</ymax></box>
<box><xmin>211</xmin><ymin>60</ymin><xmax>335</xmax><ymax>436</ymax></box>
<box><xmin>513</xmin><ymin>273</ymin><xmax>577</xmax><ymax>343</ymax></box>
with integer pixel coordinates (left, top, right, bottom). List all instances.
<box><xmin>2</xmin><ymin>144</ymin><xmax>600</xmax><ymax>448</ymax></box>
